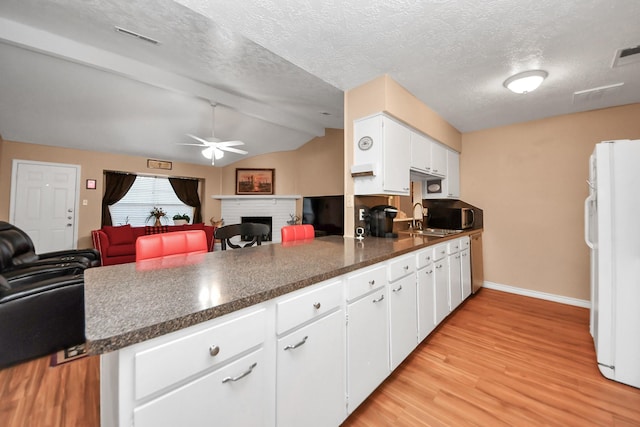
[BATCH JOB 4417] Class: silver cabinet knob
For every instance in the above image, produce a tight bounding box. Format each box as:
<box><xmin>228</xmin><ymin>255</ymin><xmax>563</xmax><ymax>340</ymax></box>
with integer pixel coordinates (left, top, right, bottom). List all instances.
<box><xmin>209</xmin><ymin>345</ymin><xmax>220</xmax><ymax>356</ymax></box>
<box><xmin>368</xmin><ymin>279</ymin><xmax>375</xmax><ymax>286</ymax></box>
<box><xmin>313</xmin><ymin>302</ymin><xmax>321</xmax><ymax>310</ymax></box>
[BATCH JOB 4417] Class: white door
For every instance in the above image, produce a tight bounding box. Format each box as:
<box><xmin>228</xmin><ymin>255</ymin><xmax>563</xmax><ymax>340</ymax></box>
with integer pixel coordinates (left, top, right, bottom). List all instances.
<box><xmin>11</xmin><ymin>160</ymin><xmax>79</xmax><ymax>252</ymax></box>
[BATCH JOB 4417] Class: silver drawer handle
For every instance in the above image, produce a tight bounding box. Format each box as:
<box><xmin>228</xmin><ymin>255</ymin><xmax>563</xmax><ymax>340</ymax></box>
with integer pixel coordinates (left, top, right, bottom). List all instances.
<box><xmin>392</xmin><ymin>285</ymin><xmax>403</xmax><ymax>293</ymax></box>
<box><xmin>222</xmin><ymin>362</ymin><xmax>257</xmax><ymax>383</ymax></box>
<box><xmin>209</xmin><ymin>345</ymin><xmax>220</xmax><ymax>356</ymax></box>
<box><xmin>426</xmin><ymin>269</ymin><xmax>433</xmax><ymax>274</ymax></box>
<box><xmin>313</xmin><ymin>302</ymin><xmax>321</xmax><ymax>309</ymax></box>
<box><xmin>403</xmin><ymin>265</ymin><xmax>409</xmax><ymax>270</ymax></box>
<box><xmin>436</xmin><ymin>264</ymin><xmax>443</xmax><ymax>269</ymax></box>
<box><xmin>284</xmin><ymin>335</ymin><xmax>308</xmax><ymax>351</ymax></box>
<box><xmin>372</xmin><ymin>294</ymin><xmax>385</xmax><ymax>303</ymax></box>
<box><xmin>369</xmin><ymin>279</ymin><xmax>375</xmax><ymax>286</ymax></box>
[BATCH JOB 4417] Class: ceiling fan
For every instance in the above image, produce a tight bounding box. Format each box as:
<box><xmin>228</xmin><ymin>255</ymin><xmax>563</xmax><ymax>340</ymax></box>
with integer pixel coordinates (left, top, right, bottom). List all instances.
<box><xmin>180</xmin><ymin>103</ymin><xmax>248</xmax><ymax>165</ymax></box>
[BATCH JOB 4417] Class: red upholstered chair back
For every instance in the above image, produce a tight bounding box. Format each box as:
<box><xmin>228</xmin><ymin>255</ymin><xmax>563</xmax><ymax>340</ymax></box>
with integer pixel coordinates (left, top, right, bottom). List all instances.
<box><xmin>135</xmin><ymin>230</ymin><xmax>208</xmax><ymax>261</ymax></box>
<box><xmin>281</xmin><ymin>224</ymin><xmax>315</xmax><ymax>243</ymax></box>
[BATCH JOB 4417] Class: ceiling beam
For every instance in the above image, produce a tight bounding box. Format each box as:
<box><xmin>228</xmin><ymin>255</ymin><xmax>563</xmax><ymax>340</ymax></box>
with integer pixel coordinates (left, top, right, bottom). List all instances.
<box><xmin>0</xmin><ymin>17</ymin><xmax>326</xmax><ymax>137</ymax></box>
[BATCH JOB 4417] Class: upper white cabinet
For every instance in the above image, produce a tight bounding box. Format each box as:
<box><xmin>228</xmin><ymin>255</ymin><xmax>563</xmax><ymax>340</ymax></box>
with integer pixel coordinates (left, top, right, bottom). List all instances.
<box><xmin>446</xmin><ymin>149</ymin><xmax>460</xmax><ymax>199</ymax></box>
<box><xmin>410</xmin><ymin>131</ymin><xmax>431</xmax><ymax>174</ymax></box>
<box><xmin>353</xmin><ymin>114</ymin><xmax>411</xmax><ymax>196</ymax></box>
<box><xmin>430</xmin><ymin>142</ymin><xmax>447</xmax><ymax>178</ymax></box>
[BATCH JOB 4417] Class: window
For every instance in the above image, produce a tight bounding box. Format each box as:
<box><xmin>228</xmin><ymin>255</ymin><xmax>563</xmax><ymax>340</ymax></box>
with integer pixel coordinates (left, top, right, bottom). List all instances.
<box><xmin>109</xmin><ymin>176</ymin><xmax>194</xmax><ymax>226</ymax></box>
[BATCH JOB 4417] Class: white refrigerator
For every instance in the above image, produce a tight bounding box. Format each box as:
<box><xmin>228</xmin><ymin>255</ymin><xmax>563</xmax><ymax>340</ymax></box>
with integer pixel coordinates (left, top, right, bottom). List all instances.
<box><xmin>585</xmin><ymin>139</ymin><xmax>640</xmax><ymax>389</ymax></box>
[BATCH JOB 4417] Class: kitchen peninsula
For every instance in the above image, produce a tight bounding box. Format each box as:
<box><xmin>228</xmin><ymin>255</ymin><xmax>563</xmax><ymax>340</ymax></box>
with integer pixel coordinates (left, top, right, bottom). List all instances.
<box><xmin>85</xmin><ymin>232</ymin><xmax>479</xmax><ymax>426</ymax></box>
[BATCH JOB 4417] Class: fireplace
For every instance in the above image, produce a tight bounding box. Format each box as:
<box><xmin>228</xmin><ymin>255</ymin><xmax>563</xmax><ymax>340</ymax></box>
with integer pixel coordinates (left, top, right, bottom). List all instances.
<box><xmin>241</xmin><ymin>216</ymin><xmax>272</xmax><ymax>241</ymax></box>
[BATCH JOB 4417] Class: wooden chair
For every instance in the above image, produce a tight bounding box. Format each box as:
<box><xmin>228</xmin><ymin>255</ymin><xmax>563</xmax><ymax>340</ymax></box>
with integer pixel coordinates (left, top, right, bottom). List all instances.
<box><xmin>214</xmin><ymin>223</ymin><xmax>270</xmax><ymax>250</ymax></box>
<box><xmin>135</xmin><ymin>230</ymin><xmax>208</xmax><ymax>261</ymax></box>
<box><xmin>281</xmin><ymin>224</ymin><xmax>315</xmax><ymax>244</ymax></box>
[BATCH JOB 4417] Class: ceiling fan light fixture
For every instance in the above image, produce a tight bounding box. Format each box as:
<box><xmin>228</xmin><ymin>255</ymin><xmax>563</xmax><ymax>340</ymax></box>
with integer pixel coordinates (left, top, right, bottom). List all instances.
<box><xmin>214</xmin><ymin>147</ymin><xmax>224</xmax><ymax>160</ymax></box>
<box><xmin>201</xmin><ymin>147</ymin><xmax>213</xmax><ymax>159</ymax></box>
<box><xmin>504</xmin><ymin>70</ymin><xmax>548</xmax><ymax>94</ymax></box>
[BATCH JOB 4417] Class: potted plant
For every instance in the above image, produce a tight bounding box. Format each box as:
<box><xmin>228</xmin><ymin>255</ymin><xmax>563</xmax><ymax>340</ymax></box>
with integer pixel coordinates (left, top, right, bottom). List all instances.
<box><xmin>172</xmin><ymin>213</ymin><xmax>191</xmax><ymax>225</ymax></box>
<box><xmin>146</xmin><ymin>207</ymin><xmax>167</xmax><ymax>227</ymax></box>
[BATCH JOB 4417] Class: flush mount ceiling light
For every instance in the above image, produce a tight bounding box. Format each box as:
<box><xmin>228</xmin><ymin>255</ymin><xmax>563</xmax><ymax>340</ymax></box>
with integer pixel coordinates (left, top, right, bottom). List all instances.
<box><xmin>503</xmin><ymin>70</ymin><xmax>548</xmax><ymax>94</ymax></box>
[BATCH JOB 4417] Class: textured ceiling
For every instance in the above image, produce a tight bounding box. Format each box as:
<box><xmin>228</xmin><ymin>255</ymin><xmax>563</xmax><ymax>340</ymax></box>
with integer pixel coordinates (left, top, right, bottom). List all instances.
<box><xmin>1</xmin><ymin>0</ymin><xmax>639</xmax><ymax>167</ymax></box>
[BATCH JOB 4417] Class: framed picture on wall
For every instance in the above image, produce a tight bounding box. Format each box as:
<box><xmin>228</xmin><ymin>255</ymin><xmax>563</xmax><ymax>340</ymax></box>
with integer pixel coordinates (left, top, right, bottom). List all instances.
<box><xmin>236</xmin><ymin>168</ymin><xmax>275</xmax><ymax>195</ymax></box>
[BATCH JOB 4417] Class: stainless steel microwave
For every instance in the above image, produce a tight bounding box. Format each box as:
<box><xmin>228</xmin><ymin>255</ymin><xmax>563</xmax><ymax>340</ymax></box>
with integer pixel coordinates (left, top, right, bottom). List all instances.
<box><xmin>428</xmin><ymin>207</ymin><xmax>475</xmax><ymax>230</ymax></box>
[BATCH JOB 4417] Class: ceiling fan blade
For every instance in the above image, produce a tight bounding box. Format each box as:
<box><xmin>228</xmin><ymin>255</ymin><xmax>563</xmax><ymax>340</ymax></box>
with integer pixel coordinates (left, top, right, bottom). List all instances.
<box><xmin>216</xmin><ymin>140</ymin><xmax>244</xmax><ymax>147</ymax></box>
<box><xmin>186</xmin><ymin>133</ymin><xmax>214</xmax><ymax>145</ymax></box>
<box><xmin>220</xmin><ymin>146</ymin><xmax>248</xmax><ymax>155</ymax></box>
<box><xmin>177</xmin><ymin>143</ymin><xmax>210</xmax><ymax>147</ymax></box>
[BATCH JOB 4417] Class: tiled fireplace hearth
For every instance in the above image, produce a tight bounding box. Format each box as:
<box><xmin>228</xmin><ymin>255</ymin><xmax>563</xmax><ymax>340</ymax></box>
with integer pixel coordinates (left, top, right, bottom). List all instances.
<box><xmin>213</xmin><ymin>195</ymin><xmax>301</xmax><ymax>244</ymax></box>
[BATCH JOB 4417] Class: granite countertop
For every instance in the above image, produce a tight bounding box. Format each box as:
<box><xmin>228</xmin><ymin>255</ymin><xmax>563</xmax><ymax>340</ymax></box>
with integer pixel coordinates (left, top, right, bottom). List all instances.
<box><xmin>84</xmin><ymin>231</ymin><xmax>479</xmax><ymax>355</ymax></box>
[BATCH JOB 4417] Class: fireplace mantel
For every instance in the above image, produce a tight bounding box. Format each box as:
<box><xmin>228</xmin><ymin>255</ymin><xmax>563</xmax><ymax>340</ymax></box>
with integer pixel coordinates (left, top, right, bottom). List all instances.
<box><xmin>214</xmin><ymin>195</ymin><xmax>301</xmax><ymax>244</ymax></box>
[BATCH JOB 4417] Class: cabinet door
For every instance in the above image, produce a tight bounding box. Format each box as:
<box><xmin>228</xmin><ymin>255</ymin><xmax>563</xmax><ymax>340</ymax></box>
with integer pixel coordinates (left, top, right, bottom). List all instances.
<box><xmin>430</xmin><ymin>143</ymin><xmax>447</xmax><ymax>177</ymax></box>
<box><xmin>382</xmin><ymin>117</ymin><xmax>411</xmax><ymax>194</ymax></box>
<box><xmin>388</xmin><ymin>274</ymin><xmax>418</xmax><ymax>370</ymax></box>
<box><xmin>410</xmin><ymin>131</ymin><xmax>431</xmax><ymax>173</ymax></box>
<box><xmin>134</xmin><ymin>349</ymin><xmax>266</xmax><ymax>427</ymax></box>
<box><xmin>347</xmin><ymin>289</ymin><xmax>389</xmax><ymax>412</ymax></box>
<box><xmin>446</xmin><ymin>150</ymin><xmax>460</xmax><ymax>199</ymax></box>
<box><xmin>417</xmin><ymin>266</ymin><xmax>436</xmax><ymax>342</ymax></box>
<box><xmin>449</xmin><ymin>253</ymin><xmax>462</xmax><ymax>311</ymax></box>
<box><xmin>434</xmin><ymin>257</ymin><xmax>449</xmax><ymax>325</ymax></box>
<box><xmin>461</xmin><ymin>248</ymin><xmax>471</xmax><ymax>299</ymax></box>
<box><xmin>277</xmin><ymin>310</ymin><xmax>345</xmax><ymax>427</ymax></box>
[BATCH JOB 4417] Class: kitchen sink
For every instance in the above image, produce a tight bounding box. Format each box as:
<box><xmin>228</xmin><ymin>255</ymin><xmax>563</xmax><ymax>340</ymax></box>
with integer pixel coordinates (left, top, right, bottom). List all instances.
<box><xmin>399</xmin><ymin>228</ymin><xmax>464</xmax><ymax>237</ymax></box>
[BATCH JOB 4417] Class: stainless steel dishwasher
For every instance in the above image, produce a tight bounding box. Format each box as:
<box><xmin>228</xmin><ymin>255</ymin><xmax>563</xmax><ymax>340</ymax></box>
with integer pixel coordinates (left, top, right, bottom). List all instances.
<box><xmin>470</xmin><ymin>231</ymin><xmax>484</xmax><ymax>293</ymax></box>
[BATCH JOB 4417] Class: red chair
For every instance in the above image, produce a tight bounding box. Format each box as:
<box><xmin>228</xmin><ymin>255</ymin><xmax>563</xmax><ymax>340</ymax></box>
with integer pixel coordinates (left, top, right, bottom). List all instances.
<box><xmin>135</xmin><ymin>230</ymin><xmax>208</xmax><ymax>261</ymax></box>
<box><xmin>281</xmin><ymin>224</ymin><xmax>315</xmax><ymax>244</ymax></box>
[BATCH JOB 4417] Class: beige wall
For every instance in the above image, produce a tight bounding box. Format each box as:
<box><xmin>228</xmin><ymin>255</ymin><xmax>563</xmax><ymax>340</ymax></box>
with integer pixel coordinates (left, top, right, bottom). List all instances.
<box><xmin>344</xmin><ymin>75</ymin><xmax>463</xmax><ymax>236</ymax></box>
<box><xmin>461</xmin><ymin>103</ymin><xmax>640</xmax><ymax>300</ymax></box>
<box><xmin>0</xmin><ymin>129</ymin><xmax>343</xmax><ymax>249</ymax></box>
<box><xmin>0</xmin><ymin>140</ymin><xmax>221</xmax><ymax>249</ymax></box>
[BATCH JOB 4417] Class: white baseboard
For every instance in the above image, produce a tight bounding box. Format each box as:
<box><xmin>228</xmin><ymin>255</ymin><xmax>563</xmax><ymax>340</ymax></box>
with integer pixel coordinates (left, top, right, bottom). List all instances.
<box><xmin>482</xmin><ymin>281</ymin><xmax>591</xmax><ymax>309</ymax></box>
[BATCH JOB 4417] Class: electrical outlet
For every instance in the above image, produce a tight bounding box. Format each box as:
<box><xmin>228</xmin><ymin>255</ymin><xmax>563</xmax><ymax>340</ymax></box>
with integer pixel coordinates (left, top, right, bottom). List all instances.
<box><xmin>359</xmin><ymin>208</ymin><xmax>365</xmax><ymax>221</ymax></box>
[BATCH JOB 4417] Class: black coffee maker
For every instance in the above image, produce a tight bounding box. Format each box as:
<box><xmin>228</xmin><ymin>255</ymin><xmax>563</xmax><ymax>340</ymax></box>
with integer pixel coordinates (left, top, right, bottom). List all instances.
<box><xmin>368</xmin><ymin>205</ymin><xmax>398</xmax><ymax>238</ymax></box>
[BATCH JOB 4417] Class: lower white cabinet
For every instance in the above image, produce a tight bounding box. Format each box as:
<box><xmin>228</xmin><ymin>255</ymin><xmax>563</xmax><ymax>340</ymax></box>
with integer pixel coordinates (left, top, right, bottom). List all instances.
<box><xmin>449</xmin><ymin>252</ymin><xmax>462</xmax><ymax>311</ymax></box>
<box><xmin>276</xmin><ymin>310</ymin><xmax>345</xmax><ymax>427</ymax></box>
<box><xmin>433</xmin><ymin>244</ymin><xmax>450</xmax><ymax>325</ymax></box>
<box><xmin>388</xmin><ymin>255</ymin><xmax>417</xmax><ymax>370</ymax></box>
<box><xmin>417</xmin><ymin>263</ymin><xmax>436</xmax><ymax>342</ymax></box>
<box><xmin>346</xmin><ymin>287</ymin><xmax>389</xmax><ymax>412</ymax></box>
<box><xmin>134</xmin><ymin>349</ymin><xmax>267</xmax><ymax>427</ymax></box>
<box><xmin>461</xmin><ymin>248</ymin><xmax>471</xmax><ymax>299</ymax></box>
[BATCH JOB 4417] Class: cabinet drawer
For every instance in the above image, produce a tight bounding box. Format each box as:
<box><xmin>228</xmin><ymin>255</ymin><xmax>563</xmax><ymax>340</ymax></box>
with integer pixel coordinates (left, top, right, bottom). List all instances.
<box><xmin>415</xmin><ymin>247</ymin><xmax>434</xmax><ymax>269</ymax></box>
<box><xmin>433</xmin><ymin>243</ymin><xmax>448</xmax><ymax>261</ymax></box>
<box><xmin>447</xmin><ymin>238</ymin><xmax>461</xmax><ymax>254</ymax></box>
<box><xmin>277</xmin><ymin>279</ymin><xmax>342</xmax><ymax>335</ymax></box>
<box><xmin>134</xmin><ymin>349</ymin><xmax>266</xmax><ymax>427</ymax></box>
<box><xmin>346</xmin><ymin>264</ymin><xmax>386</xmax><ymax>301</ymax></box>
<box><xmin>460</xmin><ymin>235</ymin><xmax>470</xmax><ymax>250</ymax></box>
<box><xmin>134</xmin><ymin>308</ymin><xmax>266</xmax><ymax>400</ymax></box>
<box><xmin>388</xmin><ymin>255</ymin><xmax>416</xmax><ymax>282</ymax></box>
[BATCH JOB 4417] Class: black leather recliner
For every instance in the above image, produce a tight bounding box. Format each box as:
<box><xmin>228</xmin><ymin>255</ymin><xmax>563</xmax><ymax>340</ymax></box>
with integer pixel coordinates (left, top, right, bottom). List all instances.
<box><xmin>0</xmin><ymin>221</ymin><xmax>101</xmax><ymax>272</ymax></box>
<box><xmin>0</xmin><ymin>221</ymin><xmax>99</xmax><ymax>368</ymax></box>
<box><xmin>0</xmin><ymin>273</ymin><xmax>86</xmax><ymax>368</ymax></box>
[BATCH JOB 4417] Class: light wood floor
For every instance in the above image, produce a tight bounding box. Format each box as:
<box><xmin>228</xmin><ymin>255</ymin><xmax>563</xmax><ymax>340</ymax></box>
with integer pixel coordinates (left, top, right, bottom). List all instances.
<box><xmin>1</xmin><ymin>289</ymin><xmax>639</xmax><ymax>426</ymax></box>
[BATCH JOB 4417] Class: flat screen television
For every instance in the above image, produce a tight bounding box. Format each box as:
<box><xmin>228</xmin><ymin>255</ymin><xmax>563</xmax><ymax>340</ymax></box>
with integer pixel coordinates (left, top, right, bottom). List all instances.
<box><xmin>302</xmin><ymin>195</ymin><xmax>344</xmax><ymax>237</ymax></box>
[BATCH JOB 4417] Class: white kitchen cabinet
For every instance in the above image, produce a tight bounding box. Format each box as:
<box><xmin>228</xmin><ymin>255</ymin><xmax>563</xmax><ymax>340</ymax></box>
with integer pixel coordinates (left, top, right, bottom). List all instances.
<box><xmin>353</xmin><ymin>113</ymin><xmax>411</xmax><ymax>196</ymax></box>
<box><xmin>134</xmin><ymin>349</ymin><xmax>267</xmax><ymax>427</ymax></box>
<box><xmin>433</xmin><ymin>243</ymin><xmax>450</xmax><ymax>325</ymax></box>
<box><xmin>388</xmin><ymin>255</ymin><xmax>417</xmax><ymax>370</ymax></box>
<box><xmin>448</xmin><ymin>239</ymin><xmax>463</xmax><ymax>311</ymax></box>
<box><xmin>410</xmin><ymin>131</ymin><xmax>432</xmax><ymax>174</ymax></box>
<box><xmin>445</xmin><ymin>149</ymin><xmax>460</xmax><ymax>199</ymax></box>
<box><xmin>416</xmin><ymin>247</ymin><xmax>436</xmax><ymax>342</ymax></box>
<box><xmin>430</xmin><ymin>141</ymin><xmax>447</xmax><ymax>177</ymax></box>
<box><xmin>346</xmin><ymin>285</ymin><xmax>389</xmax><ymax>412</ymax></box>
<box><xmin>460</xmin><ymin>236</ymin><xmax>472</xmax><ymax>299</ymax></box>
<box><xmin>276</xmin><ymin>310</ymin><xmax>345</xmax><ymax>427</ymax></box>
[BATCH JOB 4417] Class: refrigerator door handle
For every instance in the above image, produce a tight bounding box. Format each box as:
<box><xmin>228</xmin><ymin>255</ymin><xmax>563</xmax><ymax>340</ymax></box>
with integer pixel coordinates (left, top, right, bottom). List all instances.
<box><xmin>585</xmin><ymin>195</ymin><xmax>595</xmax><ymax>249</ymax></box>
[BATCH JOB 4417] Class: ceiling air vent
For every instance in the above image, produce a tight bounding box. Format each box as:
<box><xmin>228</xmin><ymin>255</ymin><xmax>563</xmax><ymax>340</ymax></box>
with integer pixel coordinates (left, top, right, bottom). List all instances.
<box><xmin>114</xmin><ymin>26</ymin><xmax>160</xmax><ymax>45</ymax></box>
<box><xmin>612</xmin><ymin>44</ymin><xmax>640</xmax><ymax>68</ymax></box>
<box><xmin>573</xmin><ymin>83</ymin><xmax>624</xmax><ymax>104</ymax></box>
